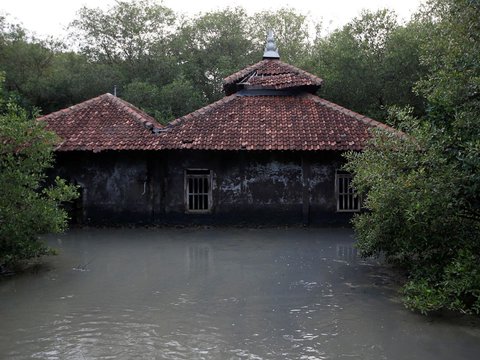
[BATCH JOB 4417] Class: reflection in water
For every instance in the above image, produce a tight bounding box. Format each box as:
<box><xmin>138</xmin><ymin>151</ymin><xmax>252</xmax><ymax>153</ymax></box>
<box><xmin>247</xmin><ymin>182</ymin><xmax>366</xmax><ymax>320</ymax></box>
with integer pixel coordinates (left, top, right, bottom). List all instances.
<box><xmin>336</xmin><ymin>244</ymin><xmax>358</xmax><ymax>263</ymax></box>
<box><xmin>186</xmin><ymin>244</ymin><xmax>213</xmax><ymax>276</ymax></box>
<box><xmin>1</xmin><ymin>228</ymin><xmax>479</xmax><ymax>360</ymax></box>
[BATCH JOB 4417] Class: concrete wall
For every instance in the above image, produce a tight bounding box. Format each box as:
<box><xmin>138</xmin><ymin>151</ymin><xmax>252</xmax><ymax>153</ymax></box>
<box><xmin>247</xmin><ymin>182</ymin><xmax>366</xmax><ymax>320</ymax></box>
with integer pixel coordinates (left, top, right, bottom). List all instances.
<box><xmin>53</xmin><ymin>152</ymin><xmax>158</xmax><ymax>224</ymax></box>
<box><xmin>53</xmin><ymin>150</ymin><xmax>354</xmax><ymax>226</ymax></box>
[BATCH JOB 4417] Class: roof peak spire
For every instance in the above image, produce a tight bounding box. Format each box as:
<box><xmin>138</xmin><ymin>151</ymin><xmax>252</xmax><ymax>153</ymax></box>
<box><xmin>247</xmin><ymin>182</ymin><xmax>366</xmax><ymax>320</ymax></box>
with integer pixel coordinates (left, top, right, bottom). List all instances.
<box><xmin>263</xmin><ymin>30</ymin><xmax>280</xmax><ymax>59</ymax></box>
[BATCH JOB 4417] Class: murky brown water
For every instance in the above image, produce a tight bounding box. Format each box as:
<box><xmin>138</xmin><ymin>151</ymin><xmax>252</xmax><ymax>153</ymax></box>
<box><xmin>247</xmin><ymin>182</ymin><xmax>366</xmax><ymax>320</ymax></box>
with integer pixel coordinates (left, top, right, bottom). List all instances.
<box><xmin>1</xmin><ymin>228</ymin><xmax>479</xmax><ymax>359</ymax></box>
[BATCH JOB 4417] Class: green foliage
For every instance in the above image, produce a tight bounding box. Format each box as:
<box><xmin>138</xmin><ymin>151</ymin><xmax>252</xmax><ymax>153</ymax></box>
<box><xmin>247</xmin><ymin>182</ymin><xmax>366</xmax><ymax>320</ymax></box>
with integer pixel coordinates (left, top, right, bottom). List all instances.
<box><xmin>122</xmin><ymin>77</ymin><xmax>205</xmax><ymax>124</ymax></box>
<box><xmin>172</xmin><ymin>7</ymin><xmax>257</xmax><ymax>102</ymax></box>
<box><xmin>171</xmin><ymin>7</ymin><xmax>315</xmax><ymax>102</ymax></box>
<box><xmin>156</xmin><ymin>77</ymin><xmax>206</xmax><ymax>122</ymax></box>
<box><xmin>0</xmin><ymin>19</ymin><xmax>124</xmax><ymax>114</ymax></box>
<box><xmin>309</xmin><ymin>9</ymin><xmax>427</xmax><ymax>121</ymax></box>
<box><xmin>122</xmin><ymin>80</ymin><xmax>161</xmax><ymax>116</ymax></box>
<box><xmin>69</xmin><ymin>0</ymin><xmax>179</xmax><ymax>98</ymax></box>
<box><xmin>346</xmin><ymin>108</ymin><xmax>480</xmax><ymax>314</ymax></box>
<box><xmin>0</xmin><ymin>97</ymin><xmax>78</xmax><ymax>266</ymax></box>
<box><xmin>0</xmin><ymin>27</ymin><xmax>62</xmax><ymax>112</ymax></box>
<box><xmin>345</xmin><ymin>0</ymin><xmax>480</xmax><ymax>314</ymax></box>
<box><xmin>403</xmin><ymin>249</ymin><xmax>480</xmax><ymax>314</ymax></box>
<box><xmin>70</xmin><ymin>0</ymin><xmax>175</xmax><ymax>64</ymax></box>
<box><xmin>415</xmin><ymin>0</ymin><xmax>480</xmax><ymax>210</ymax></box>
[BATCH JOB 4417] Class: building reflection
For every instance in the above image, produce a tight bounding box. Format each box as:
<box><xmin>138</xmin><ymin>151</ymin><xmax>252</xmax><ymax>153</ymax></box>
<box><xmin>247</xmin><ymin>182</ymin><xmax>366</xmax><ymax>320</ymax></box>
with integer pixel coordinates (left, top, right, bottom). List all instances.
<box><xmin>186</xmin><ymin>244</ymin><xmax>214</xmax><ymax>275</ymax></box>
<box><xmin>336</xmin><ymin>244</ymin><xmax>358</xmax><ymax>263</ymax></box>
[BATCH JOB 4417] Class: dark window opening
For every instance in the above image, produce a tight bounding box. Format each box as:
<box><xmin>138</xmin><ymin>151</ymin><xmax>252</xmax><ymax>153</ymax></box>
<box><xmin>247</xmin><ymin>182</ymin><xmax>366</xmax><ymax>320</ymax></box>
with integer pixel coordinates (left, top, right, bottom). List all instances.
<box><xmin>335</xmin><ymin>171</ymin><xmax>361</xmax><ymax>212</ymax></box>
<box><xmin>185</xmin><ymin>169</ymin><xmax>212</xmax><ymax>213</ymax></box>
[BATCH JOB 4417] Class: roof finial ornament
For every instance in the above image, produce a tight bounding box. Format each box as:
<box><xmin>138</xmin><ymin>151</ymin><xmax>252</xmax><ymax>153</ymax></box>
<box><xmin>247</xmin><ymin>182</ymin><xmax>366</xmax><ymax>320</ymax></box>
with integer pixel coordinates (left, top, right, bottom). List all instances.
<box><xmin>263</xmin><ymin>30</ymin><xmax>280</xmax><ymax>59</ymax></box>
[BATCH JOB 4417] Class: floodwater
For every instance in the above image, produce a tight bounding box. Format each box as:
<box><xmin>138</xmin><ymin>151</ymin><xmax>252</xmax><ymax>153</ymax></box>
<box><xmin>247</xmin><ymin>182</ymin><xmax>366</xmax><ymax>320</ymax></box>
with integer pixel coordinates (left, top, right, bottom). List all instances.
<box><xmin>1</xmin><ymin>228</ymin><xmax>479</xmax><ymax>360</ymax></box>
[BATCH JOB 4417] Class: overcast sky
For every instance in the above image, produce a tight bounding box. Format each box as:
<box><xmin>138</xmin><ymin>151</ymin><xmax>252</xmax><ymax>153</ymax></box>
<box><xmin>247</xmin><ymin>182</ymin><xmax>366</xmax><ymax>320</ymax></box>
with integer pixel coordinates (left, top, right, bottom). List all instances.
<box><xmin>2</xmin><ymin>0</ymin><xmax>424</xmax><ymax>38</ymax></box>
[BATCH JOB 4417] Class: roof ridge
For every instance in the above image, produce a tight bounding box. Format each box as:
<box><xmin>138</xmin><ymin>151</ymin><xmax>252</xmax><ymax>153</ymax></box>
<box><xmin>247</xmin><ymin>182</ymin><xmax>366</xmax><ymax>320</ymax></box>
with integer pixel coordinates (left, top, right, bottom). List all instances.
<box><xmin>37</xmin><ymin>93</ymin><xmax>111</xmax><ymax>121</ymax></box>
<box><xmin>304</xmin><ymin>94</ymin><xmax>401</xmax><ymax>135</ymax></box>
<box><xmin>278</xmin><ymin>61</ymin><xmax>323</xmax><ymax>85</ymax></box>
<box><xmin>163</xmin><ymin>93</ymin><xmax>239</xmax><ymax>130</ymax></box>
<box><xmin>38</xmin><ymin>93</ymin><xmax>163</xmax><ymax>133</ymax></box>
<box><xmin>106</xmin><ymin>93</ymin><xmax>163</xmax><ymax>131</ymax></box>
<box><xmin>223</xmin><ymin>59</ymin><xmax>323</xmax><ymax>86</ymax></box>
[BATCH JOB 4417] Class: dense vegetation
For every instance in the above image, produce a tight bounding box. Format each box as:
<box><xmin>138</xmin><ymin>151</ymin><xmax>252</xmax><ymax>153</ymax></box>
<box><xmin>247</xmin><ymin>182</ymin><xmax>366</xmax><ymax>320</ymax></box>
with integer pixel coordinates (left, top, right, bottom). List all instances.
<box><xmin>0</xmin><ymin>74</ymin><xmax>78</xmax><ymax>268</ymax></box>
<box><xmin>346</xmin><ymin>0</ymin><xmax>480</xmax><ymax>314</ymax></box>
<box><xmin>0</xmin><ymin>0</ymin><xmax>478</xmax><ymax>313</ymax></box>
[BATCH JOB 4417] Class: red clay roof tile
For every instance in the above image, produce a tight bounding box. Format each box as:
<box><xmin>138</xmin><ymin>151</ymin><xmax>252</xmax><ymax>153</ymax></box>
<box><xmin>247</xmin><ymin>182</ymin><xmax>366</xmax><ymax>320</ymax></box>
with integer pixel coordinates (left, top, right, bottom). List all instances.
<box><xmin>155</xmin><ymin>92</ymin><xmax>398</xmax><ymax>151</ymax></box>
<box><xmin>223</xmin><ymin>59</ymin><xmax>323</xmax><ymax>95</ymax></box>
<box><xmin>38</xmin><ymin>93</ymin><xmax>163</xmax><ymax>152</ymax></box>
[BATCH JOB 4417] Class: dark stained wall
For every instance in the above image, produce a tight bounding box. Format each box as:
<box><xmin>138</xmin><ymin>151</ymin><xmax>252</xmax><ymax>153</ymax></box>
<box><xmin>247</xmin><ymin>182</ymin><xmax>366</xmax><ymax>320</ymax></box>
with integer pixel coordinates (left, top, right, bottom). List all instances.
<box><xmin>53</xmin><ymin>150</ymin><xmax>354</xmax><ymax>226</ymax></box>
<box><xmin>53</xmin><ymin>151</ymin><xmax>158</xmax><ymax>224</ymax></box>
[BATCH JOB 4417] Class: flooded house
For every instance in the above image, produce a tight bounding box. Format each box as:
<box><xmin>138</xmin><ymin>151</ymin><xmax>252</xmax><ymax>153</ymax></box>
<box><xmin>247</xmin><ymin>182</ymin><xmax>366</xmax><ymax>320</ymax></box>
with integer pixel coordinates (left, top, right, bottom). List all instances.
<box><xmin>40</xmin><ymin>34</ymin><xmax>396</xmax><ymax>226</ymax></box>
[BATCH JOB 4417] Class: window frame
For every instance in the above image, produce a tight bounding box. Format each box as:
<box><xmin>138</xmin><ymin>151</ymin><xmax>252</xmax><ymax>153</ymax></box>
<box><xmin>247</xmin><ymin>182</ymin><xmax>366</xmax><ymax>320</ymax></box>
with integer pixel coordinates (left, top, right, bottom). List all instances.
<box><xmin>184</xmin><ymin>169</ymin><xmax>213</xmax><ymax>213</ymax></box>
<box><xmin>335</xmin><ymin>170</ymin><xmax>361</xmax><ymax>212</ymax></box>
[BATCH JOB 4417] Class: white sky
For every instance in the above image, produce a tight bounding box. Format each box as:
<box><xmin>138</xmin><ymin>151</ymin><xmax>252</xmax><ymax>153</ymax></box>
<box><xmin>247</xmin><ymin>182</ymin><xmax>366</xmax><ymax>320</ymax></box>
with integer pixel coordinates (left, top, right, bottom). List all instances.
<box><xmin>1</xmin><ymin>0</ymin><xmax>424</xmax><ymax>38</ymax></box>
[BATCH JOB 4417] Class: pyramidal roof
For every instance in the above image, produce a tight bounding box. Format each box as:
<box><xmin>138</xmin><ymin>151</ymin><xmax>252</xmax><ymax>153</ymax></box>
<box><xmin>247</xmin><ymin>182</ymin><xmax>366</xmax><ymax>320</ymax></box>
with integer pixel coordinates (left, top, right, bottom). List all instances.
<box><xmin>223</xmin><ymin>59</ymin><xmax>324</xmax><ymax>95</ymax></box>
<box><xmin>38</xmin><ymin>93</ymin><xmax>163</xmax><ymax>152</ymax></box>
<box><xmin>221</xmin><ymin>31</ymin><xmax>323</xmax><ymax>95</ymax></box>
<box><xmin>155</xmin><ymin>33</ymin><xmax>397</xmax><ymax>151</ymax></box>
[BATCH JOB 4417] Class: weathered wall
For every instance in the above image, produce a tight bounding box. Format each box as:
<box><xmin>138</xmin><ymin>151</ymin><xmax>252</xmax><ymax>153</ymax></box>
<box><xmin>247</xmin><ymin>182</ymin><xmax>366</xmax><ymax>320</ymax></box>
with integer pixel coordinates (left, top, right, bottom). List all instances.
<box><xmin>161</xmin><ymin>151</ymin><xmax>304</xmax><ymax>224</ymax></box>
<box><xmin>53</xmin><ymin>151</ymin><xmax>158</xmax><ymax>224</ymax></box>
<box><xmin>53</xmin><ymin>150</ymin><xmax>353</xmax><ymax>226</ymax></box>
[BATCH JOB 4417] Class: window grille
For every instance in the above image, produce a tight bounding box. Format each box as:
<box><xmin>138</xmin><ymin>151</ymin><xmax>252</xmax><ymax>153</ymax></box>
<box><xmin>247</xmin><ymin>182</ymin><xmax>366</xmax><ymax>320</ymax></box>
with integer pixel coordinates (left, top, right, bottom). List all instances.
<box><xmin>335</xmin><ymin>171</ymin><xmax>361</xmax><ymax>212</ymax></box>
<box><xmin>185</xmin><ymin>169</ymin><xmax>212</xmax><ymax>212</ymax></box>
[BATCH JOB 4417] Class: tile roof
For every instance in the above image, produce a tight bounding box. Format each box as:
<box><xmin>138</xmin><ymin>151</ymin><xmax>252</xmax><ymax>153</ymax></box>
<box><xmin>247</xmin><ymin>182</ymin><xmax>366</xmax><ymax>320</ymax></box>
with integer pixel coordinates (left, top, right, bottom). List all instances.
<box><xmin>39</xmin><ymin>60</ymin><xmax>399</xmax><ymax>153</ymax></box>
<box><xmin>38</xmin><ymin>93</ymin><xmax>163</xmax><ymax>152</ymax></box>
<box><xmin>223</xmin><ymin>59</ymin><xmax>324</xmax><ymax>95</ymax></box>
<box><xmin>156</xmin><ymin>92</ymin><xmax>398</xmax><ymax>151</ymax></box>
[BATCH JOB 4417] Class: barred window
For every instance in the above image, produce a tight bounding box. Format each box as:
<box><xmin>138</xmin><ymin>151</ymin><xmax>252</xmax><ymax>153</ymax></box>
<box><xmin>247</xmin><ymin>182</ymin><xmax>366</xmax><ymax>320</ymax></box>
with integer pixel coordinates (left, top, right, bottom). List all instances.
<box><xmin>185</xmin><ymin>169</ymin><xmax>212</xmax><ymax>213</ymax></box>
<box><xmin>335</xmin><ymin>171</ymin><xmax>361</xmax><ymax>212</ymax></box>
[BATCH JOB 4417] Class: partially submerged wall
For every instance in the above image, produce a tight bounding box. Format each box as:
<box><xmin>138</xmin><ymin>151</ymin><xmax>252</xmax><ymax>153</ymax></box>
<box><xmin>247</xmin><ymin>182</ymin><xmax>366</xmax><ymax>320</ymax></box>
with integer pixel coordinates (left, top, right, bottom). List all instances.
<box><xmin>53</xmin><ymin>150</ymin><xmax>353</xmax><ymax>226</ymax></box>
<box><xmin>53</xmin><ymin>152</ymin><xmax>157</xmax><ymax>224</ymax></box>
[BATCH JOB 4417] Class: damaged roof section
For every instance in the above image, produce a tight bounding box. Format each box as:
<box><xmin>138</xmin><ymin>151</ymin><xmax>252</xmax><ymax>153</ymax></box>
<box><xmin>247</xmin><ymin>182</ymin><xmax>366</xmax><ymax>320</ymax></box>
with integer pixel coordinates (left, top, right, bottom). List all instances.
<box><xmin>223</xmin><ymin>59</ymin><xmax>324</xmax><ymax>95</ymax></box>
<box><xmin>38</xmin><ymin>93</ymin><xmax>163</xmax><ymax>152</ymax></box>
